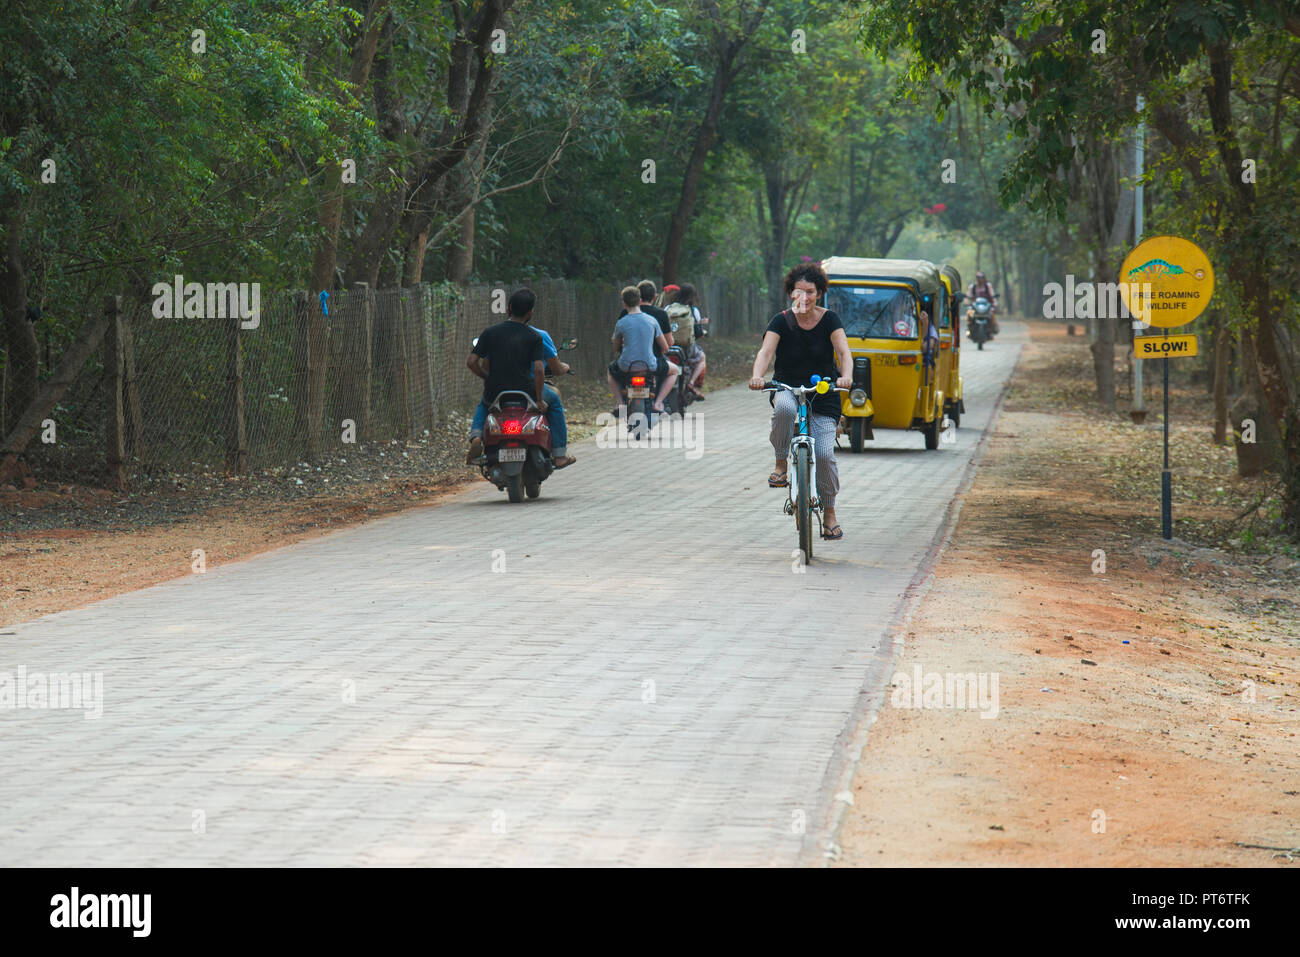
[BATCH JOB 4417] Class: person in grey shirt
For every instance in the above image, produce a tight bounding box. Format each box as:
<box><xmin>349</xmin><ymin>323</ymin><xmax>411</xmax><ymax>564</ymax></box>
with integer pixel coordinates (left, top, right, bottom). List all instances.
<box><xmin>607</xmin><ymin>285</ymin><xmax>678</xmax><ymax>413</ymax></box>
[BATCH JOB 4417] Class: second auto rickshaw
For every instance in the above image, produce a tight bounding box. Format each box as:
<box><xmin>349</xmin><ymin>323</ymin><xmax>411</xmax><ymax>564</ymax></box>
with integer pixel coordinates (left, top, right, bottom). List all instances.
<box><xmin>939</xmin><ymin>263</ymin><xmax>966</xmax><ymax>426</ymax></box>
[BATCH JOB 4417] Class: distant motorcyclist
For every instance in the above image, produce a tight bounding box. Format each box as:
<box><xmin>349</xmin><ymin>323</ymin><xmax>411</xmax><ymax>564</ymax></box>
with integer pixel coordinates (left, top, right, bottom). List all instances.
<box><xmin>967</xmin><ymin>270</ymin><xmax>999</xmax><ymax>336</ymax></box>
<box><xmin>608</xmin><ymin>286</ymin><xmax>678</xmax><ymax>414</ymax></box>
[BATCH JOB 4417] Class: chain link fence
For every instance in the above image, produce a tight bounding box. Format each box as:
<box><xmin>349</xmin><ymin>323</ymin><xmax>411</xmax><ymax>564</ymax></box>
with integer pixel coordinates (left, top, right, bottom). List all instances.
<box><xmin>13</xmin><ymin>275</ymin><xmax>769</xmax><ymax>484</ymax></box>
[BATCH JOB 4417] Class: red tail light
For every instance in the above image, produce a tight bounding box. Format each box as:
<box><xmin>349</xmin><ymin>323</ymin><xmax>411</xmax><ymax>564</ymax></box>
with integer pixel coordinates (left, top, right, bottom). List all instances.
<box><xmin>630</xmin><ymin>375</ymin><xmax>646</xmax><ymax>386</ymax></box>
<box><xmin>503</xmin><ymin>419</ymin><xmax>523</xmax><ymax>435</ymax></box>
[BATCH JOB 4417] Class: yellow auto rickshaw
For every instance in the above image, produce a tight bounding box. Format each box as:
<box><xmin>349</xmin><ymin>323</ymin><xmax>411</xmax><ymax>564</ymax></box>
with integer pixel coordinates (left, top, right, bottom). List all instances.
<box><xmin>939</xmin><ymin>263</ymin><xmax>966</xmax><ymax>427</ymax></box>
<box><xmin>820</xmin><ymin>256</ymin><xmax>947</xmax><ymax>451</ymax></box>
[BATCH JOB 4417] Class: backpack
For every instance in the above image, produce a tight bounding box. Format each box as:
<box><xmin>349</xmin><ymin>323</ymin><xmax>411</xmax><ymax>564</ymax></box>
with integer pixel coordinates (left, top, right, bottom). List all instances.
<box><xmin>665</xmin><ymin>302</ymin><xmax>695</xmax><ymax>350</ymax></box>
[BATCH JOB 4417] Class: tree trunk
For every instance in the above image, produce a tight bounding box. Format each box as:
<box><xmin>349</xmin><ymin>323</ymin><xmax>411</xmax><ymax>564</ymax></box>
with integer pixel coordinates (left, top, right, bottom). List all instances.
<box><xmin>0</xmin><ymin>210</ymin><xmax>37</xmax><ymax>437</ymax></box>
<box><xmin>303</xmin><ymin>1</ymin><xmax>389</xmax><ymax>452</ymax></box>
<box><xmin>105</xmin><ymin>297</ymin><xmax>128</xmax><ymax>491</ymax></box>
<box><xmin>444</xmin><ymin>109</ymin><xmax>491</xmax><ymax>283</ymax></box>
<box><xmin>662</xmin><ymin>2</ymin><xmax>767</xmax><ymax>283</ymax></box>
<box><xmin>224</xmin><ymin>313</ymin><xmax>247</xmax><ymax>474</ymax></box>
<box><xmin>1</xmin><ymin>300</ymin><xmax>113</xmax><ymax>484</ymax></box>
<box><xmin>1086</xmin><ymin>141</ymin><xmax>1133</xmax><ymax>411</ymax></box>
<box><xmin>1232</xmin><ymin>329</ymin><xmax>1283</xmax><ymax>477</ymax></box>
<box><xmin>120</xmin><ymin>314</ymin><xmax>146</xmax><ymax>459</ymax></box>
<box><xmin>1204</xmin><ymin>40</ymin><xmax>1300</xmax><ymax>530</ymax></box>
<box><xmin>1212</xmin><ymin>322</ymin><xmax>1229</xmax><ymax>445</ymax></box>
<box><xmin>445</xmin><ymin>205</ymin><xmax>475</xmax><ymax>283</ymax></box>
<box><xmin>662</xmin><ymin>55</ymin><xmax>734</xmax><ymax>285</ymax></box>
<box><xmin>382</xmin><ymin>1</ymin><xmax>507</xmax><ymax>287</ymax></box>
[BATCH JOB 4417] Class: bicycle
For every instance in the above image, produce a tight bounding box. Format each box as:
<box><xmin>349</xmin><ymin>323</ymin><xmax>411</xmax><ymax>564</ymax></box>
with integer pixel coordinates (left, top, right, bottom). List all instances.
<box><xmin>761</xmin><ymin>376</ymin><xmax>847</xmax><ymax>563</ymax></box>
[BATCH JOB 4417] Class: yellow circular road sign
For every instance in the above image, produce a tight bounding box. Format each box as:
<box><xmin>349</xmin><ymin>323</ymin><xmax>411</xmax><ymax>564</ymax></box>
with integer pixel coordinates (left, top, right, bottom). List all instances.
<box><xmin>1119</xmin><ymin>235</ymin><xmax>1214</xmax><ymax>328</ymax></box>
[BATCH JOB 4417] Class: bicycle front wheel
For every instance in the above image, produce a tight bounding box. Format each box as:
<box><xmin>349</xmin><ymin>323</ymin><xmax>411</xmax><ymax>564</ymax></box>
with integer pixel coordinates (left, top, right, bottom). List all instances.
<box><xmin>795</xmin><ymin>444</ymin><xmax>813</xmax><ymax>562</ymax></box>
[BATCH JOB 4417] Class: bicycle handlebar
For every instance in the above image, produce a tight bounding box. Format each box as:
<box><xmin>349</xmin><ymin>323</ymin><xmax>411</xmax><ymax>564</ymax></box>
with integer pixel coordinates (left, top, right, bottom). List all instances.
<box><xmin>761</xmin><ymin>379</ymin><xmax>848</xmax><ymax>396</ymax></box>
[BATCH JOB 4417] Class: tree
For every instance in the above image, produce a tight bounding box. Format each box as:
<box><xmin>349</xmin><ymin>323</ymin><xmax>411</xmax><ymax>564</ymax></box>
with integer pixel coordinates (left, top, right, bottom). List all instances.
<box><xmin>661</xmin><ymin>0</ymin><xmax>770</xmax><ymax>285</ymax></box>
<box><xmin>861</xmin><ymin>0</ymin><xmax>1300</xmax><ymax>533</ymax></box>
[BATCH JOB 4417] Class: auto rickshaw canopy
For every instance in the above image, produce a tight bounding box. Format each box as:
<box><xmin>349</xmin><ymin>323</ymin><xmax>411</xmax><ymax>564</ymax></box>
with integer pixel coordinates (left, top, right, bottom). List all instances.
<box><xmin>821</xmin><ymin>256</ymin><xmax>945</xmax><ymax>299</ymax></box>
<box><xmin>939</xmin><ymin>264</ymin><xmax>963</xmax><ymax>303</ymax></box>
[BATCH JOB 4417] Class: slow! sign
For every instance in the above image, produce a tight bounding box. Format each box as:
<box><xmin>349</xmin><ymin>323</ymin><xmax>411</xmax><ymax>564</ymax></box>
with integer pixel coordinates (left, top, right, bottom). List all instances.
<box><xmin>1135</xmin><ymin>334</ymin><xmax>1198</xmax><ymax>359</ymax></box>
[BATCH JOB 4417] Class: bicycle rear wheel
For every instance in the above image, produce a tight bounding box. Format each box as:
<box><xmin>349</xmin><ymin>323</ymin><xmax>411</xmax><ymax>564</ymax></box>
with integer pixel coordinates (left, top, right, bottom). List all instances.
<box><xmin>795</xmin><ymin>444</ymin><xmax>813</xmax><ymax>562</ymax></box>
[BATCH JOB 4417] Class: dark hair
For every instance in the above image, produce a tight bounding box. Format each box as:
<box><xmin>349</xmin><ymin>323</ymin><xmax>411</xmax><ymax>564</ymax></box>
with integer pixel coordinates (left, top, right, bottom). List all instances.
<box><xmin>508</xmin><ymin>287</ymin><xmax>536</xmax><ymax>318</ymax></box>
<box><xmin>621</xmin><ymin>285</ymin><xmax>641</xmax><ymax>308</ymax></box>
<box><xmin>671</xmin><ymin>282</ymin><xmax>697</xmax><ymax>306</ymax></box>
<box><xmin>637</xmin><ymin>280</ymin><xmax>657</xmax><ymax>301</ymax></box>
<box><xmin>783</xmin><ymin>263</ymin><xmax>828</xmax><ymax>298</ymax></box>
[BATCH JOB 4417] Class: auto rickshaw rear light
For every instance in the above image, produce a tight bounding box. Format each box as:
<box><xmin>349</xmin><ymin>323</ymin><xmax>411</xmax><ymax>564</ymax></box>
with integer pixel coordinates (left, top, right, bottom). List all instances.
<box><xmin>849</xmin><ymin>388</ymin><xmax>867</xmax><ymax>407</ymax></box>
<box><xmin>899</xmin><ymin>355</ymin><xmax>918</xmax><ymax>365</ymax></box>
<box><xmin>940</xmin><ymin>340</ymin><xmax>951</xmax><ymax>349</ymax></box>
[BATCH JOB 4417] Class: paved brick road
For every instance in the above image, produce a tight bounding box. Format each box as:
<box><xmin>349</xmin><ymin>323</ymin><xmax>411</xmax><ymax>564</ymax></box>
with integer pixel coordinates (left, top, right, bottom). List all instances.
<box><xmin>1</xmin><ymin>325</ymin><xmax>1023</xmax><ymax>865</ymax></box>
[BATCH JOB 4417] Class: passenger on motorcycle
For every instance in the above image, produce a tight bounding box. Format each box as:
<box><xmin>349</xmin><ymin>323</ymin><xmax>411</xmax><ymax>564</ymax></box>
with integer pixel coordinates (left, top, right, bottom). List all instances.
<box><xmin>967</xmin><ymin>270</ymin><xmax>1000</xmax><ymax>335</ymax></box>
<box><xmin>619</xmin><ymin>280</ymin><xmax>673</xmax><ymax>349</ymax></box>
<box><xmin>608</xmin><ymin>286</ymin><xmax>678</xmax><ymax>414</ymax></box>
<box><xmin>748</xmin><ymin>262</ymin><xmax>853</xmax><ymax>542</ymax></box>
<box><xmin>668</xmin><ymin>282</ymin><xmax>708</xmax><ymax>400</ymax></box>
<box><xmin>466</xmin><ymin>288</ymin><xmax>550</xmax><ymax>464</ymax></box>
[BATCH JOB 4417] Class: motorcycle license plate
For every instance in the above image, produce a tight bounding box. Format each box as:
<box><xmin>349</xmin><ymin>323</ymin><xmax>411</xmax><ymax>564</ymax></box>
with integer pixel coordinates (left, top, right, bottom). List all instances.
<box><xmin>627</xmin><ymin>387</ymin><xmax>650</xmax><ymax>398</ymax></box>
<box><xmin>499</xmin><ymin>447</ymin><xmax>526</xmax><ymax>462</ymax></box>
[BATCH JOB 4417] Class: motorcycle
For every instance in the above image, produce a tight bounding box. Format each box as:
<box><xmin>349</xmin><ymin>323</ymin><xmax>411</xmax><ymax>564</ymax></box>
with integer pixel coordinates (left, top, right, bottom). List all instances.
<box><xmin>621</xmin><ymin>359</ymin><xmax>658</xmax><ymax>439</ymax></box>
<box><xmin>473</xmin><ymin>335</ymin><xmax>576</xmax><ymax>503</ymax></box>
<box><xmin>481</xmin><ymin>390</ymin><xmax>553</xmax><ymax>502</ymax></box>
<box><xmin>967</xmin><ymin>296</ymin><xmax>994</xmax><ymax>350</ymax></box>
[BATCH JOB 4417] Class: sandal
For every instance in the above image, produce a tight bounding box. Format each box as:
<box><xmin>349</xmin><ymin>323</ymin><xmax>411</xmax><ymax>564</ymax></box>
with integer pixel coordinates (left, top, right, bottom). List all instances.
<box><xmin>466</xmin><ymin>436</ymin><xmax>483</xmax><ymax>464</ymax></box>
<box><xmin>768</xmin><ymin>469</ymin><xmax>789</xmax><ymax>487</ymax></box>
<box><xmin>821</xmin><ymin>524</ymin><xmax>844</xmax><ymax>541</ymax></box>
<box><xmin>554</xmin><ymin>455</ymin><xmax>576</xmax><ymax>469</ymax></box>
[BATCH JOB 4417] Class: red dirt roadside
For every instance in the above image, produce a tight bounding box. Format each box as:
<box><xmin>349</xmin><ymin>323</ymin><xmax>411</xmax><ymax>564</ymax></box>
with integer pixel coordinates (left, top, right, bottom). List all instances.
<box><xmin>833</xmin><ymin>323</ymin><xmax>1299</xmax><ymax>867</ymax></box>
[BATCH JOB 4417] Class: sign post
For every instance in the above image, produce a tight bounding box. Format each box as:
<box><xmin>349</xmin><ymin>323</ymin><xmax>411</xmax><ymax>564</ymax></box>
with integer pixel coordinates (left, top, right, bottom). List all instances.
<box><xmin>1119</xmin><ymin>236</ymin><xmax>1214</xmax><ymax>540</ymax></box>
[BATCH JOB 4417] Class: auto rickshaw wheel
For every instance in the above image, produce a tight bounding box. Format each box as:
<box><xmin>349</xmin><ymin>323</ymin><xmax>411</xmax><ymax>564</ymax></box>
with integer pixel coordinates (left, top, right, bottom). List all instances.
<box><xmin>924</xmin><ymin>414</ymin><xmax>941</xmax><ymax>450</ymax></box>
<box><xmin>849</xmin><ymin>417</ymin><xmax>867</xmax><ymax>453</ymax></box>
<box><xmin>948</xmin><ymin>403</ymin><xmax>960</xmax><ymax>428</ymax></box>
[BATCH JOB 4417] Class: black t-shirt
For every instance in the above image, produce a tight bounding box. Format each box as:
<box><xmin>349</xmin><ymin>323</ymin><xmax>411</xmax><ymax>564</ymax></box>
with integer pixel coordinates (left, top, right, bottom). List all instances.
<box><xmin>472</xmin><ymin>320</ymin><xmax>546</xmax><ymax>403</ymax></box>
<box><xmin>765</xmin><ymin>308</ymin><xmax>844</xmax><ymax>418</ymax></box>
<box><xmin>619</xmin><ymin>303</ymin><xmax>671</xmax><ymax>353</ymax></box>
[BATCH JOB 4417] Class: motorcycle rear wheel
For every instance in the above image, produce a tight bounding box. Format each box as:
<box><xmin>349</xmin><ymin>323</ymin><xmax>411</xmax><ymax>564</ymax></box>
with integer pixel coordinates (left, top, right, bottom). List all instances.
<box><xmin>505</xmin><ymin>472</ymin><xmax>525</xmax><ymax>503</ymax></box>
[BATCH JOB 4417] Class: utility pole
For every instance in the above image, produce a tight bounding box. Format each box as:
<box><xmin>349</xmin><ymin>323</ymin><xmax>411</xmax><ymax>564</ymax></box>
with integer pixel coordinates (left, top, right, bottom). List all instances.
<box><xmin>1130</xmin><ymin>94</ymin><xmax>1147</xmax><ymax>424</ymax></box>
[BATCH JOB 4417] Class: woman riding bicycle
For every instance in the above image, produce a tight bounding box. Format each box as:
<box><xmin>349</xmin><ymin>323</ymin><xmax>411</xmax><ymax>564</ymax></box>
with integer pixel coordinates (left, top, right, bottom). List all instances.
<box><xmin>748</xmin><ymin>262</ymin><xmax>853</xmax><ymax>541</ymax></box>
